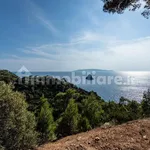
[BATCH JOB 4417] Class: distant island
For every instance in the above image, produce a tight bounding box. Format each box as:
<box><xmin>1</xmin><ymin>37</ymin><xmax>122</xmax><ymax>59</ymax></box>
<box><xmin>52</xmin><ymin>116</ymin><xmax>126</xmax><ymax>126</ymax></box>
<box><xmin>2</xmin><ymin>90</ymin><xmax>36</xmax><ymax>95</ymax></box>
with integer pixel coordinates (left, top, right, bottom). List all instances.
<box><xmin>86</xmin><ymin>74</ymin><xmax>94</xmax><ymax>80</ymax></box>
<box><xmin>74</xmin><ymin>69</ymin><xmax>113</xmax><ymax>72</ymax></box>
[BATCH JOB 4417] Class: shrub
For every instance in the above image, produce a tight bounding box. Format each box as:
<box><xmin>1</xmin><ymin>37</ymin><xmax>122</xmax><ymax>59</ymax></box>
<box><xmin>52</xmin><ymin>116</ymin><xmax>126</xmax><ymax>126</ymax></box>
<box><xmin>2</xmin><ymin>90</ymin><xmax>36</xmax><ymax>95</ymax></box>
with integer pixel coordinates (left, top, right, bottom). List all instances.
<box><xmin>0</xmin><ymin>82</ymin><xmax>37</xmax><ymax>150</ymax></box>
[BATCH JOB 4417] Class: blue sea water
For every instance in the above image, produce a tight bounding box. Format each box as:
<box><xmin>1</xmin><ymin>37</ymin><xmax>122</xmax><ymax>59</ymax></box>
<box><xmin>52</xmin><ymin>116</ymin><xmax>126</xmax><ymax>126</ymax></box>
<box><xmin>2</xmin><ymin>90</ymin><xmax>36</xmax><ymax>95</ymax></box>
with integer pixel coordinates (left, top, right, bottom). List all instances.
<box><xmin>22</xmin><ymin>71</ymin><xmax>150</xmax><ymax>101</ymax></box>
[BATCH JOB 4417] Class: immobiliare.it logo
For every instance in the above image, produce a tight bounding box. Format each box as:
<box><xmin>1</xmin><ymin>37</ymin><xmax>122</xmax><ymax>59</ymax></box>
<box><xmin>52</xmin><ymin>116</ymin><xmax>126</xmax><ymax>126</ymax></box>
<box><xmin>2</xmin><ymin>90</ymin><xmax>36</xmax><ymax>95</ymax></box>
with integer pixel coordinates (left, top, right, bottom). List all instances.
<box><xmin>16</xmin><ymin>66</ymin><xmax>32</xmax><ymax>77</ymax></box>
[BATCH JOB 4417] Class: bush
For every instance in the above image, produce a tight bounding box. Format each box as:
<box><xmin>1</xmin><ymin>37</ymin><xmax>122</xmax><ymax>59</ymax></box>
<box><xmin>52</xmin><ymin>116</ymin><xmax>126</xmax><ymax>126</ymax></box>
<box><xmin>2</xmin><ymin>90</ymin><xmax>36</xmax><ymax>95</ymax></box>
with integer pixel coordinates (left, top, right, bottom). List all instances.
<box><xmin>0</xmin><ymin>82</ymin><xmax>37</xmax><ymax>150</ymax></box>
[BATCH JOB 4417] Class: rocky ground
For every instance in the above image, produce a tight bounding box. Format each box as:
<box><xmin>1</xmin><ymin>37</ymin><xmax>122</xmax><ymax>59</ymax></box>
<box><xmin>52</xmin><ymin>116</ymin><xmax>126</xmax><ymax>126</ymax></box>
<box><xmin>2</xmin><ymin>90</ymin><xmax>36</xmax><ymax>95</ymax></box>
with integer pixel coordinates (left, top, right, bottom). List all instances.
<box><xmin>37</xmin><ymin>119</ymin><xmax>150</xmax><ymax>150</ymax></box>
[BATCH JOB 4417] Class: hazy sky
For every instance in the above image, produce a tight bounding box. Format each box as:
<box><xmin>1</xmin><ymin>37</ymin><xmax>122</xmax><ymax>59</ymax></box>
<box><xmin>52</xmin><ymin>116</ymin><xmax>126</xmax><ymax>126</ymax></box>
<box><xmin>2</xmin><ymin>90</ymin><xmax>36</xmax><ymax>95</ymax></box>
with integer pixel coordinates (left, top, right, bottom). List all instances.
<box><xmin>0</xmin><ymin>0</ymin><xmax>150</xmax><ymax>71</ymax></box>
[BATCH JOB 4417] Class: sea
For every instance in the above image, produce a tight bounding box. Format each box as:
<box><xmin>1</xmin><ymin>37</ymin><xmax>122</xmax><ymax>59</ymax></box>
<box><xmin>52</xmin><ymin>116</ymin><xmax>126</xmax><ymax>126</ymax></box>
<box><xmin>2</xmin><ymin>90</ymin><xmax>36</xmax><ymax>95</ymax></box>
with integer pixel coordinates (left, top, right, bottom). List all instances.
<box><xmin>16</xmin><ymin>70</ymin><xmax>150</xmax><ymax>102</ymax></box>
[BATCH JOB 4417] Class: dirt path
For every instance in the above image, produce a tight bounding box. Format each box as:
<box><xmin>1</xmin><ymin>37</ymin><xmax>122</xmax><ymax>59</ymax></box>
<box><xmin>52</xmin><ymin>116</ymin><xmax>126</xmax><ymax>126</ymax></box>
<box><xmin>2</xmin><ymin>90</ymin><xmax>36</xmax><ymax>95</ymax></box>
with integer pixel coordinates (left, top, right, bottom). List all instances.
<box><xmin>37</xmin><ymin>119</ymin><xmax>150</xmax><ymax>150</ymax></box>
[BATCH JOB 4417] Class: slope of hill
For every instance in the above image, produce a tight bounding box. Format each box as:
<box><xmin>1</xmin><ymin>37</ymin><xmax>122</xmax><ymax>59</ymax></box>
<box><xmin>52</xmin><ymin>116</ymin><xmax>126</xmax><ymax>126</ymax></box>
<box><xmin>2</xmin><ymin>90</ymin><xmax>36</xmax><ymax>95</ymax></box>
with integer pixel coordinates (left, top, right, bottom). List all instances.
<box><xmin>37</xmin><ymin>119</ymin><xmax>150</xmax><ymax>150</ymax></box>
<box><xmin>0</xmin><ymin>70</ymin><xmax>17</xmax><ymax>83</ymax></box>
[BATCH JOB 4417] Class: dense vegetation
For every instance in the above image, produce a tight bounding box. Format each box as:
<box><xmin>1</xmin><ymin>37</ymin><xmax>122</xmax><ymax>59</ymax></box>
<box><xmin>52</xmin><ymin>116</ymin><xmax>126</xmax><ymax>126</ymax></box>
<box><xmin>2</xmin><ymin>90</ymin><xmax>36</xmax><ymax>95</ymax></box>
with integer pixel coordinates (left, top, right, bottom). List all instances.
<box><xmin>0</xmin><ymin>70</ymin><xmax>150</xmax><ymax>150</ymax></box>
<box><xmin>0</xmin><ymin>70</ymin><xmax>17</xmax><ymax>83</ymax></box>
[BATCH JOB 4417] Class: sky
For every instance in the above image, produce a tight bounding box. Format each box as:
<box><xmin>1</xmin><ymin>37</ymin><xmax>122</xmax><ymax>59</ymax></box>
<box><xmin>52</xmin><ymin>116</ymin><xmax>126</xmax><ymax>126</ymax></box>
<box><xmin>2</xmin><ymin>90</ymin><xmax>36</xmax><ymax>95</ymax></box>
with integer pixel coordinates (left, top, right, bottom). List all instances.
<box><xmin>0</xmin><ymin>0</ymin><xmax>150</xmax><ymax>71</ymax></box>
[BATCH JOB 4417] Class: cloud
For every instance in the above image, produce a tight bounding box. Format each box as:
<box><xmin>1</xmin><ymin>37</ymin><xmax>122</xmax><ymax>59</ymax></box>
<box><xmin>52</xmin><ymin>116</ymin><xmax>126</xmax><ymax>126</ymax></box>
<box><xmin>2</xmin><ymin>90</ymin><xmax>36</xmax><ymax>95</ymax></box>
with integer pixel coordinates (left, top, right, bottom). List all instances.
<box><xmin>71</xmin><ymin>31</ymin><xmax>117</xmax><ymax>44</ymax></box>
<box><xmin>1</xmin><ymin>0</ymin><xmax>150</xmax><ymax>72</ymax></box>
<box><xmin>35</xmin><ymin>15</ymin><xmax>58</xmax><ymax>34</ymax></box>
<box><xmin>27</xmin><ymin>0</ymin><xmax>58</xmax><ymax>35</ymax></box>
<box><xmin>23</xmin><ymin>49</ymin><xmax>55</xmax><ymax>59</ymax></box>
<box><xmin>0</xmin><ymin>58</ymin><xmax>62</xmax><ymax>71</ymax></box>
<box><xmin>1</xmin><ymin>35</ymin><xmax>150</xmax><ymax>71</ymax></box>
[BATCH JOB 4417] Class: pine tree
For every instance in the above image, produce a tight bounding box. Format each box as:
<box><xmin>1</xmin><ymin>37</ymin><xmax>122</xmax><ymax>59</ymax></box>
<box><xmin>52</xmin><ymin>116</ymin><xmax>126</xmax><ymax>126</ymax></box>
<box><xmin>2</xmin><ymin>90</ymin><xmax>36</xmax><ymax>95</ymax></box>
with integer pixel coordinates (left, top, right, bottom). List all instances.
<box><xmin>37</xmin><ymin>96</ymin><xmax>56</xmax><ymax>143</ymax></box>
<box><xmin>53</xmin><ymin>89</ymin><xmax>77</xmax><ymax>119</ymax></box>
<box><xmin>78</xmin><ymin>116</ymin><xmax>91</xmax><ymax>132</ymax></box>
<box><xmin>82</xmin><ymin>93</ymin><xmax>104</xmax><ymax>128</ymax></box>
<box><xmin>57</xmin><ymin>99</ymin><xmax>80</xmax><ymax>137</ymax></box>
<box><xmin>127</xmin><ymin>100</ymin><xmax>141</xmax><ymax>120</ymax></box>
<box><xmin>141</xmin><ymin>89</ymin><xmax>150</xmax><ymax>117</ymax></box>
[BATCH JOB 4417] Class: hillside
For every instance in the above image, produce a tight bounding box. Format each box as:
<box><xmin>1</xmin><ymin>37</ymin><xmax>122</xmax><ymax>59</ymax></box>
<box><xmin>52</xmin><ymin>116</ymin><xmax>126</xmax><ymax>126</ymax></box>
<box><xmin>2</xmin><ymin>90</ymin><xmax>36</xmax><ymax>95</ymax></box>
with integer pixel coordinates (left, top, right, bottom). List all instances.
<box><xmin>37</xmin><ymin>119</ymin><xmax>150</xmax><ymax>150</ymax></box>
<box><xmin>1</xmin><ymin>70</ymin><xmax>150</xmax><ymax>150</ymax></box>
<box><xmin>0</xmin><ymin>70</ymin><xmax>17</xmax><ymax>83</ymax></box>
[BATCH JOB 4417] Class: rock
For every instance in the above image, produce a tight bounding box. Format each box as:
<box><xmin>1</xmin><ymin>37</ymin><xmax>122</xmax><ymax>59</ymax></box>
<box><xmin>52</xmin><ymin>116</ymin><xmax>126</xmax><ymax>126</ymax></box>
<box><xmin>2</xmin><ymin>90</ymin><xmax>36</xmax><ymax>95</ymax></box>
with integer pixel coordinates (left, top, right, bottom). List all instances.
<box><xmin>88</xmin><ymin>141</ymin><xmax>91</xmax><ymax>144</ymax></box>
<box><xmin>101</xmin><ymin>122</ymin><xmax>112</xmax><ymax>129</ymax></box>
<box><xmin>95</xmin><ymin>137</ymin><xmax>100</xmax><ymax>142</ymax></box>
<box><xmin>86</xmin><ymin>74</ymin><xmax>93</xmax><ymax>80</ymax></box>
<box><xmin>77</xmin><ymin>136</ymin><xmax>82</xmax><ymax>141</ymax></box>
<box><xmin>143</xmin><ymin>135</ymin><xmax>148</xmax><ymax>140</ymax></box>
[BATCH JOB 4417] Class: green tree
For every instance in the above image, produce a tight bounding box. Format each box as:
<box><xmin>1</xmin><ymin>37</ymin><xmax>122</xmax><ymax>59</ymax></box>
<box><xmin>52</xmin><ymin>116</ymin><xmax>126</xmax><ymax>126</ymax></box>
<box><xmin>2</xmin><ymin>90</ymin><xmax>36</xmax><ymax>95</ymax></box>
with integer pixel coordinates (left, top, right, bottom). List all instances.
<box><xmin>102</xmin><ymin>101</ymin><xmax>119</xmax><ymax>123</ymax></box>
<box><xmin>102</xmin><ymin>0</ymin><xmax>150</xmax><ymax>18</ymax></box>
<box><xmin>113</xmin><ymin>97</ymin><xmax>131</xmax><ymax>123</ymax></box>
<box><xmin>141</xmin><ymin>89</ymin><xmax>150</xmax><ymax>117</ymax></box>
<box><xmin>78</xmin><ymin>116</ymin><xmax>91</xmax><ymax>132</ymax></box>
<box><xmin>57</xmin><ymin>99</ymin><xmax>80</xmax><ymax>137</ymax></box>
<box><xmin>82</xmin><ymin>93</ymin><xmax>104</xmax><ymax>128</ymax></box>
<box><xmin>127</xmin><ymin>100</ymin><xmax>141</xmax><ymax>120</ymax></box>
<box><xmin>0</xmin><ymin>82</ymin><xmax>37</xmax><ymax>150</ymax></box>
<box><xmin>112</xmin><ymin>97</ymin><xmax>141</xmax><ymax>123</ymax></box>
<box><xmin>53</xmin><ymin>89</ymin><xmax>78</xmax><ymax>119</ymax></box>
<box><xmin>37</xmin><ymin>96</ymin><xmax>56</xmax><ymax>143</ymax></box>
